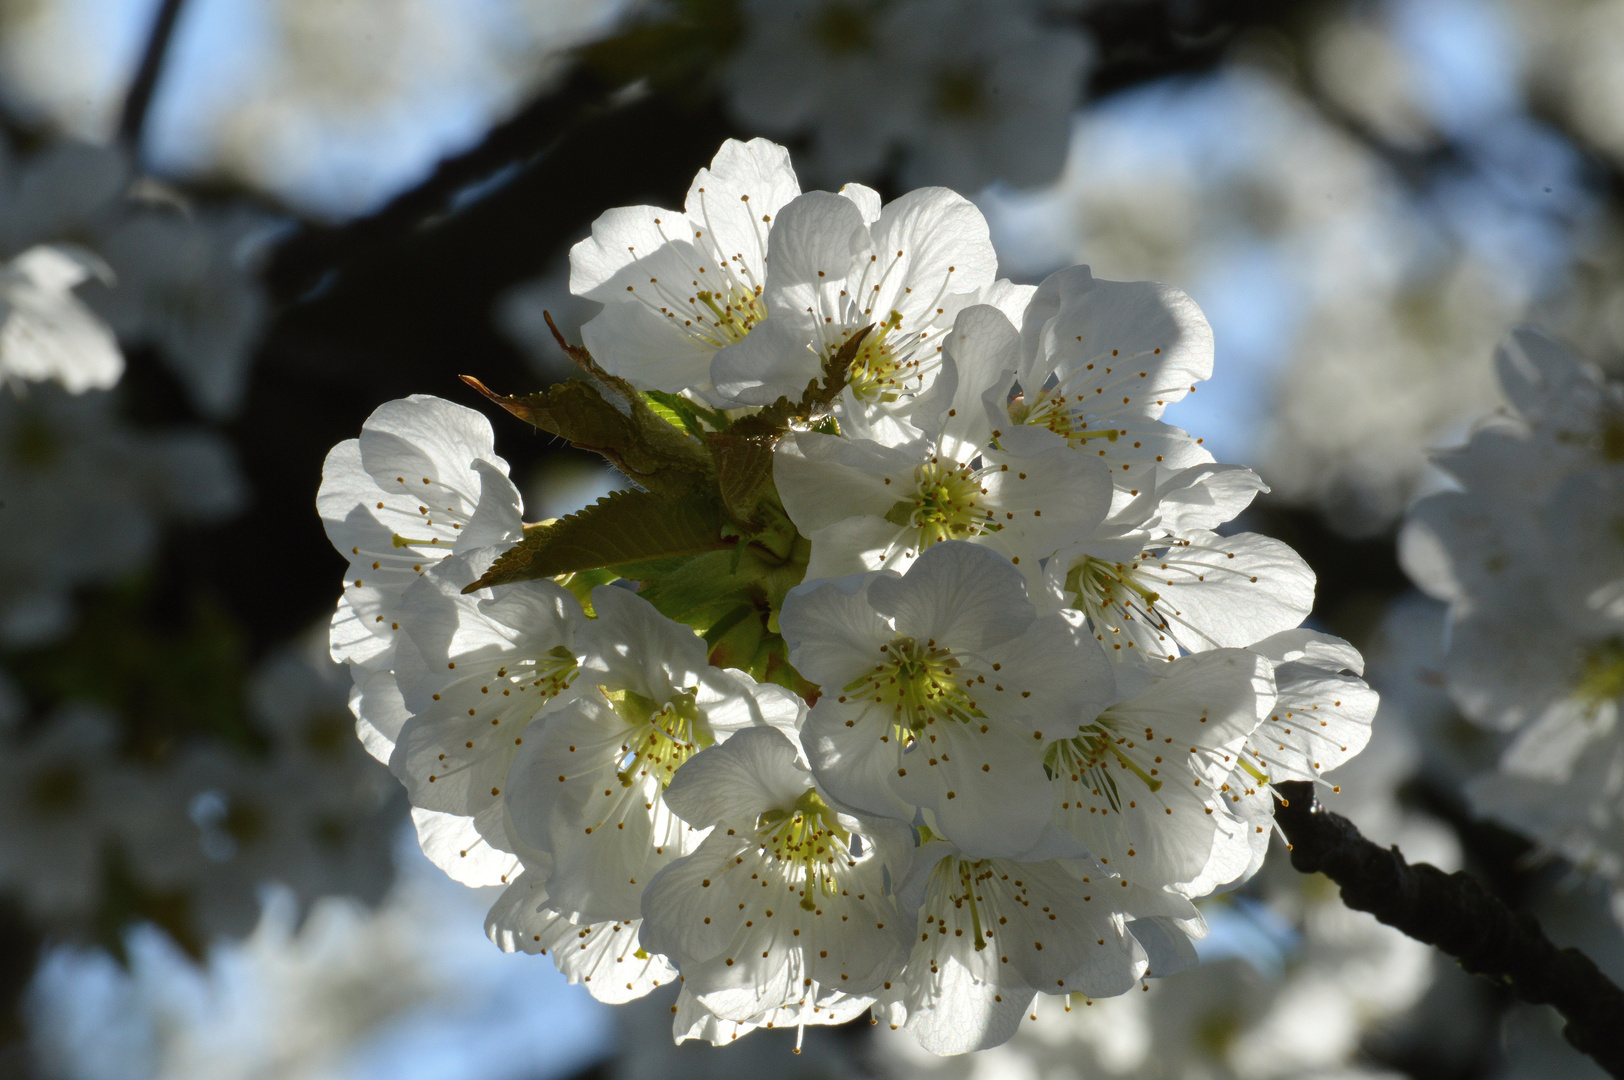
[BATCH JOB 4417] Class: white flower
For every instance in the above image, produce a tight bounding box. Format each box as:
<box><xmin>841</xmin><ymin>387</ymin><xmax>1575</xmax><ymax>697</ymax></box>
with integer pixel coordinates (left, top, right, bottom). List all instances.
<box><xmin>1042</xmin><ymin>464</ymin><xmax>1316</xmax><ymax>666</ymax></box>
<box><xmin>505</xmin><ymin>586</ymin><xmax>805</xmax><ymax>925</ymax></box>
<box><xmin>994</xmin><ymin>264</ymin><xmax>1216</xmax><ymax>505</ymax></box>
<box><xmin>1045</xmin><ymin>648</ymin><xmax>1274</xmax><ymax>898</ymax></box>
<box><xmin>709</xmin><ymin>186</ymin><xmax>1006</xmax><ymax>443</ymax></box>
<box><xmin>486</xmin><ymin>861</ymin><xmax>679</xmax><ymax>1005</ymax></box>
<box><xmin>569</xmin><ymin>138</ymin><xmax>801</xmax><ymax>399</ymax></box>
<box><xmin>0</xmin><ymin>384</ymin><xmax>243</xmax><ymax>644</ymax></box>
<box><xmin>90</xmin><ymin>207</ymin><xmax>269</xmax><ymax>419</ymax></box>
<box><xmin>1399</xmin><ymin>329</ymin><xmax>1624</xmax><ymax>886</ymax></box>
<box><xmin>318</xmin><ymin>394</ymin><xmax>523</xmax><ymax>755</ymax></box>
<box><xmin>387</xmin><ymin>549</ymin><xmax>583</xmax><ymax>885</ymax></box>
<box><xmin>1401</xmin><ymin>331</ymin><xmax>1624</xmax><ymax>770</ymax></box>
<box><xmin>725</xmin><ymin>0</ymin><xmax>1089</xmax><ymax>192</ymax></box>
<box><xmin>781</xmin><ymin>540</ymin><xmax>1114</xmax><ymax>858</ymax></box>
<box><xmin>773</xmin><ymin>305</ymin><xmax>1113</xmax><ymax>580</ymax></box>
<box><xmin>1239</xmin><ymin>630</ymin><xmax>1378</xmax><ymax>789</ymax></box>
<box><xmin>0</xmin><ymin>706</ymin><xmax>169</xmax><ymax>924</ymax></box>
<box><xmin>886</xmin><ymin>836</ymin><xmax>1203</xmax><ymax>1056</ymax></box>
<box><xmin>640</xmin><ymin>726</ymin><xmax>909</xmax><ymax>1029</ymax></box>
<box><xmin>0</xmin><ymin>244</ymin><xmax>122</xmax><ymax>394</ymax></box>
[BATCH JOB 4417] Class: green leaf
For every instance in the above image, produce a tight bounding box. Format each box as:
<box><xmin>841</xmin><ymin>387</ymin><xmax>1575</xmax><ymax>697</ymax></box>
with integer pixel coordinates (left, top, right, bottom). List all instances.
<box><xmin>703</xmin><ymin>603</ymin><xmax>766</xmax><ymax>669</ymax></box>
<box><xmin>467</xmin><ymin>489</ymin><xmax>728</xmax><ymax>590</ymax></box>
<box><xmin>463</xmin><ymin>376</ymin><xmax>712</xmax><ymax>497</ymax></box>
<box><xmin>642</xmin><ymin>391</ymin><xmax>705</xmax><ymax>439</ymax></box>
<box><xmin>801</xmin><ymin>322</ymin><xmax>873</xmax><ymax>410</ymax></box>
<box><xmin>634</xmin><ymin>547</ymin><xmax>774</xmax><ymax>626</ymax></box>
<box><xmin>708</xmin><ymin>433</ymin><xmax>778</xmax><ymax>527</ymax></box>
<box><xmin>720</xmin><ymin>324</ymin><xmax>873</xmax><ymax>440</ymax></box>
<box><xmin>644</xmin><ymin>390</ymin><xmax>731</xmax><ymax>438</ymax></box>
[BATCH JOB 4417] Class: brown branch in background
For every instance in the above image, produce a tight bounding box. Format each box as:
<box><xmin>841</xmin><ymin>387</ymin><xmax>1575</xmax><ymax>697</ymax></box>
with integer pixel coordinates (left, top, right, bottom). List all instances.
<box><xmin>117</xmin><ymin>0</ymin><xmax>189</xmax><ymax>150</ymax></box>
<box><xmin>1273</xmin><ymin>780</ymin><xmax>1624</xmax><ymax>1077</ymax></box>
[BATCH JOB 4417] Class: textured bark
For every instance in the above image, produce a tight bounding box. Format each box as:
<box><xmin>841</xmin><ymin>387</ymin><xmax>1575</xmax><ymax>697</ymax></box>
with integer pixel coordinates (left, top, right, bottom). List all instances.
<box><xmin>1274</xmin><ymin>780</ymin><xmax>1624</xmax><ymax>1077</ymax></box>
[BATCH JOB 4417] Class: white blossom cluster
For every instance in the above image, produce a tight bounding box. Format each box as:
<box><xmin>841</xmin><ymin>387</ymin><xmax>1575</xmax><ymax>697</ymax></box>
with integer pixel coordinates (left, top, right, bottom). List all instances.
<box><xmin>1402</xmin><ymin>329</ymin><xmax>1624</xmax><ymax>883</ymax></box>
<box><xmin>0</xmin><ymin>135</ymin><xmax>266</xmax><ymax>643</ymax></box>
<box><xmin>0</xmin><ymin>134</ymin><xmax>392</xmax><ymax>946</ymax></box>
<box><xmin>725</xmin><ymin>0</ymin><xmax>1090</xmax><ymax>192</ymax></box>
<box><xmin>0</xmin><ymin>135</ymin><xmax>269</xmax><ymax>417</ymax></box>
<box><xmin>320</xmin><ymin>138</ymin><xmax>1376</xmax><ymax>1054</ymax></box>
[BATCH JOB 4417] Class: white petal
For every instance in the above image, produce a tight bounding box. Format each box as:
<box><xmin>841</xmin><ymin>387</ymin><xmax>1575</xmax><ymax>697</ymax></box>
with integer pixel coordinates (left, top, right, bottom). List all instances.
<box><xmin>780</xmin><ymin>570</ymin><xmax>895</xmax><ymax>688</ymax></box>
<box><xmin>1020</xmin><ymin>266</ymin><xmax>1213</xmax><ymax>421</ymax></box>
<box><xmin>899</xmin><ymin>721</ymin><xmax>1054</xmax><ymax>858</ymax></box>
<box><xmin>840</xmin><ymin>182</ymin><xmax>883</xmax><ymax>224</ymax></box>
<box><xmin>1151</xmin><ymin>531</ymin><xmax>1316</xmax><ymax>652</ymax></box>
<box><xmin>683</xmin><ymin>136</ymin><xmax>800</xmax><ymax>285</ymax></box>
<box><xmin>869</xmin><ymin>187</ymin><xmax>997</xmax><ymax>332</ymax></box>
<box><xmin>761</xmin><ymin>191</ymin><xmax>870</xmax><ymax>324</ymax></box>
<box><xmin>486</xmin><ymin>870</ymin><xmax>677</xmax><ymax>1004</ymax></box>
<box><xmin>803</xmin><ymin>698</ymin><xmax>919</xmax><ymax>825</ymax></box>
<box><xmin>868</xmin><ymin>540</ymin><xmax>1034</xmax><ymax>653</ymax></box>
<box><xmin>580</xmin><ymin>295</ymin><xmax>719</xmax><ymax>394</ymax></box>
<box><xmin>710</xmin><ymin>316</ymin><xmax>822</xmax><ymax>406</ymax></box>
<box><xmin>664</xmin><ymin>727</ymin><xmax>808</xmax><ymax>828</ymax></box>
<box><xmin>581</xmin><ymin>586</ymin><xmax>709</xmax><ymax>702</ymax></box>
<box><xmin>1150</xmin><ymin>463</ymin><xmax>1268</xmax><ymax>534</ymax></box>
<box><xmin>410</xmin><ymin>805</ymin><xmax>520</xmax><ymax>887</ymax></box>
<box><xmin>774</xmin><ymin>431</ymin><xmax>916</xmax><ymax>533</ymax></box>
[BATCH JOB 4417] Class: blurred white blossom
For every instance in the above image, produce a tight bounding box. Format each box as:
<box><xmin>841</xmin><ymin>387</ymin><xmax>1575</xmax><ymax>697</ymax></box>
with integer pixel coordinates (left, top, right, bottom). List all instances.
<box><xmin>726</xmin><ymin>0</ymin><xmax>1089</xmax><ymax>191</ymax></box>
<box><xmin>0</xmin><ymin>384</ymin><xmax>243</xmax><ymax>644</ymax></box>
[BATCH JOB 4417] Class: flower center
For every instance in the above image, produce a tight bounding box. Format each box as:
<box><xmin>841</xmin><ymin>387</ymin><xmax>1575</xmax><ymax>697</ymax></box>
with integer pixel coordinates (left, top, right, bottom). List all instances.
<box><xmin>843</xmin><ymin>635</ymin><xmax>983</xmax><ymax>739</ymax></box>
<box><xmin>843</xmin><ymin>311</ymin><xmax>910</xmax><ymax>402</ymax></box>
<box><xmin>1008</xmin><ymin>388</ymin><xmax>1120</xmax><ymax>449</ymax></box>
<box><xmin>885</xmin><ymin>461</ymin><xmax>986</xmax><ymax>549</ymax></box>
<box><xmin>756</xmin><ymin>787</ymin><xmax>851</xmax><ymax>911</ymax></box>
<box><xmin>1044</xmin><ymin>721</ymin><xmax>1164</xmax><ymax>813</ymax></box>
<box><xmin>813</xmin><ymin>0</ymin><xmax>875</xmax><ymax>55</ymax></box>
<box><xmin>28</xmin><ymin>765</ymin><xmax>82</xmax><ymax>816</ymax></box>
<box><xmin>924</xmin><ymin>855</ymin><xmax>1001</xmax><ymax>952</ymax></box>
<box><xmin>695</xmin><ymin>286</ymin><xmax>766</xmax><ymax>347</ymax></box>
<box><xmin>605</xmin><ymin>689</ymin><xmax>710</xmax><ymax>789</ymax></box>
<box><xmin>1578</xmin><ymin>640</ymin><xmax>1624</xmax><ymax>707</ymax></box>
<box><xmin>1065</xmin><ymin>556</ymin><xmax>1161</xmax><ymax>619</ymax></box>
<box><xmin>933</xmin><ymin>66</ymin><xmax>990</xmax><ymax>121</ymax></box>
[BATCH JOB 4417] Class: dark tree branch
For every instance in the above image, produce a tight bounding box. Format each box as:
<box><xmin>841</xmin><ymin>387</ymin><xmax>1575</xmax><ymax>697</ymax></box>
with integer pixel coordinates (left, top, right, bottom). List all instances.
<box><xmin>1274</xmin><ymin>780</ymin><xmax>1624</xmax><ymax>1077</ymax></box>
<box><xmin>263</xmin><ymin>67</ymin><xmax>615</xmax><ymax>304</ymax></box>
<box><xmin>117</xmin><ymin>0</ymin><xmax>188</xmax><ymax>150</ymax></box>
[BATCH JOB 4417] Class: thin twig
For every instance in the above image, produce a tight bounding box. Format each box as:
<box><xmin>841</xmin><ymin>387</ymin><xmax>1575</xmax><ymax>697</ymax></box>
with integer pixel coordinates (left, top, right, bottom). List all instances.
<box><xmin>117</xmin><ymin>0</ymin><xmax>189</xmax><ymax>150</ymax></box>
<box><xmin>1273</xmin><ymin>780</ymin><xmax>1624</xmax><ymax>1077</ymax></box>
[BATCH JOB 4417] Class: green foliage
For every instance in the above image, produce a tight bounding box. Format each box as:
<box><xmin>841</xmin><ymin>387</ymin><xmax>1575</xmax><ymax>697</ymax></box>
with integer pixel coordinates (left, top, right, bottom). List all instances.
<box><xmin>469</xmin><ymin>489</ymin><xmax>729</xmax><ymax>590</ymax></box>
<box><xmin>467</xmin><ymin>322</ymin><xmax>876</xmax><ymax>697</ymax></box>
<box><xmin>709</xmin><ymin>433</ymin><xmax>778</xmax><ymax>528</ymax></box>
<box><xmin>464</xmin><ymin>375</ymin><xmax>712</xmax><ymax>498</ymax></box>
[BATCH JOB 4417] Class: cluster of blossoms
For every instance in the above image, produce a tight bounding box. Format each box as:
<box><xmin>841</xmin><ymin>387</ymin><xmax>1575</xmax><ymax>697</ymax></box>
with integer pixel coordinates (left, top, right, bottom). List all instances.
<box><xmin>320</xmin><ymin>138</ymin><xmax>1375</xmax><ymax>1053</ymax></box>
<box><xmin>0</xmin><ymin>134</ymin><xmax>266</xmax><ymax>642</ymax></box>
<box><xmin>1402</xmin><ymin>330</ymin><xmax>1624</xmax><ymax>882</ymax></box>
<box><xmin>0</xmin><ymin>133</ymin><xmax>396</xmax><ymax>949</ymax></box>
<box><xmin>723</xmin><ymin>0</ymin><xmax>1090</xmax><ymax>192</ymax></box>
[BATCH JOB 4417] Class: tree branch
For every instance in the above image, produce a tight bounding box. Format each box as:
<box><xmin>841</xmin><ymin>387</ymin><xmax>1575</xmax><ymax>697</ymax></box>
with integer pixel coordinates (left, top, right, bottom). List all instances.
<box><xmin>1273</xmin><ymin>780</ymin><xmax>1624</xmax><ymax>1077</ymax></box>
<box><xmin>117</xmin><ymin>0</ymin><xmax>188</xmax><ymax>150</ymax></box>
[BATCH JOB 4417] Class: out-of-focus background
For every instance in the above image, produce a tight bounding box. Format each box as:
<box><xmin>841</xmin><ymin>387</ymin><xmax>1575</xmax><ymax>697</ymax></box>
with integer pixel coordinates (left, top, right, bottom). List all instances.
<box><xmin>0</xmin><ymin>0</ymin><xmax>1620</xmax><ymax>1076</ymax></box>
